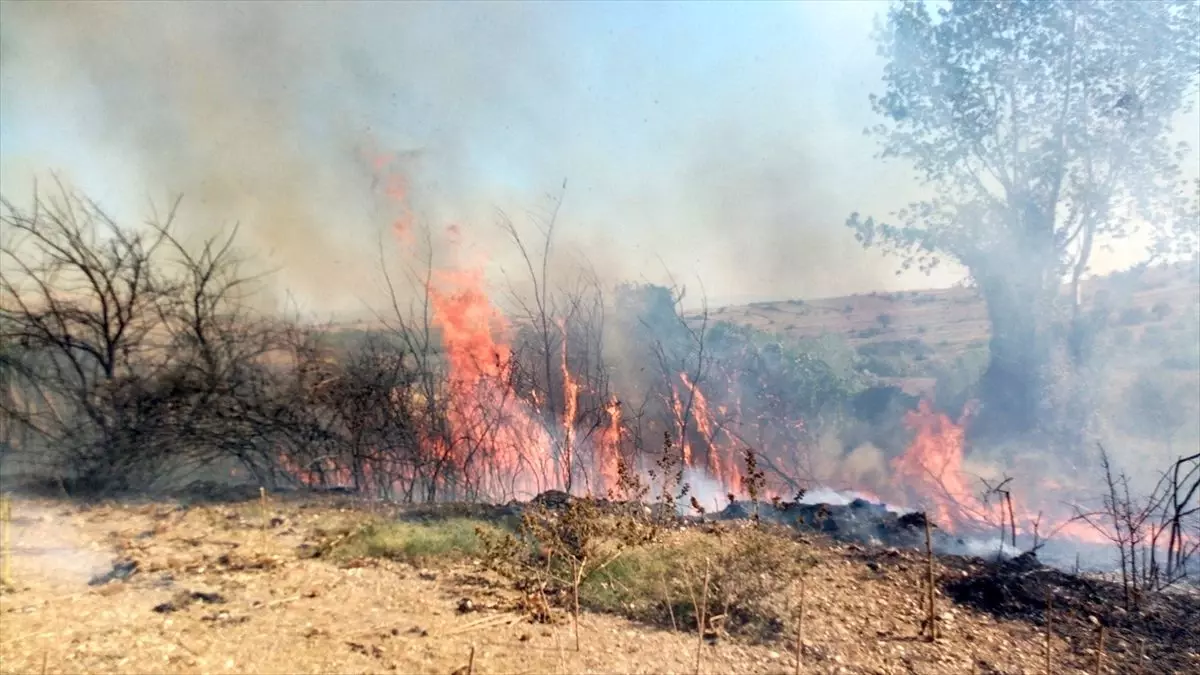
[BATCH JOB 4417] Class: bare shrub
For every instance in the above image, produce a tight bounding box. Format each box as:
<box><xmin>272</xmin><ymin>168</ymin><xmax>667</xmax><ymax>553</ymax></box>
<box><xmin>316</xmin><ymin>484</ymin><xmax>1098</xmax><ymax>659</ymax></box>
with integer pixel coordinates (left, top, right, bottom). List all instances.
<box><xmin>1</xmin><ymin>186</ymin><xmax>285</xmax><ymax>491</ymax></box>
<box><xmin>478</xmin><ymin>497</ymin><xmax>658</xmax><ymax>647</ymax></box>
<box><xmin>1074</xmin><ymin>447</ymin><xmax>1200</xmax><ymax>609</ymax></box>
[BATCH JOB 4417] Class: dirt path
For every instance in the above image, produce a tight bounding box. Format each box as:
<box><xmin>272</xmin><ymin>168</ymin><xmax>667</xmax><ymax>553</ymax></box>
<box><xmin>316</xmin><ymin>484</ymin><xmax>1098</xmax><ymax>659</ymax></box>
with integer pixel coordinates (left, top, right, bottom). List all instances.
<box><xmin>0</xmin><ymin>498</ymin><xmax>801</xmax><ymax>674</ymax></box>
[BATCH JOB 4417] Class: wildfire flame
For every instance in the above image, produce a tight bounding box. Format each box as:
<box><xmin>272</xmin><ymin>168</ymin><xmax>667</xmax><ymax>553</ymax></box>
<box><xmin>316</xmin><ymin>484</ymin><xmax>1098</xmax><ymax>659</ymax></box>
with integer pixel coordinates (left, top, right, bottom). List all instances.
<box><xmin>276</xmin><ymin>150</ymin><xmax>1125</xmax><ymax>551</ymax></box>
<box><xmin>891</xmin><ymin>400</ymin><xmax>981</xmax><ymax>528</ymax></box>
<box><xmin>889</xmin><ymin>401</ymin><xmax>1111</xmax><ymax>544</ymax></box>
<box><xmin>559</xmin><ymin>319</ymin><xmax>579</xmax><ymax>490</ymax></box>
<box><xmin>428</xmin><ymin>266</ymin><xmax>555</xmax><ymax>499</ymax></box>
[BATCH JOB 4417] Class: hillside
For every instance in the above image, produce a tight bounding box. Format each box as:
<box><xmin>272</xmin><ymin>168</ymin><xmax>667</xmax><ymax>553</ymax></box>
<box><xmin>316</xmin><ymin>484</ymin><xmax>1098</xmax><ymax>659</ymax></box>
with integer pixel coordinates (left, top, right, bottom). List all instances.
<box><xmin>700</xmin><ymin>261</ymin><xmax>1200</xmax><ymax>398</ymax></box>
<box><xmin>707</xmin><ymin>261</ymin><xmax>1197</xmax><ymax>355</ymax></box>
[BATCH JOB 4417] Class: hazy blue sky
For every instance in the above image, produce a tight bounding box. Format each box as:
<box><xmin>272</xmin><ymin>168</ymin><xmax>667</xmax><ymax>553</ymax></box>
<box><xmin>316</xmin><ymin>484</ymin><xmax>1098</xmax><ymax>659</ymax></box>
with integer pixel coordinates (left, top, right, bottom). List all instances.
<box><xmin>1</xmin><ymin>1</ymin><xmax>1191</xmax><ymax>314</ymax></box>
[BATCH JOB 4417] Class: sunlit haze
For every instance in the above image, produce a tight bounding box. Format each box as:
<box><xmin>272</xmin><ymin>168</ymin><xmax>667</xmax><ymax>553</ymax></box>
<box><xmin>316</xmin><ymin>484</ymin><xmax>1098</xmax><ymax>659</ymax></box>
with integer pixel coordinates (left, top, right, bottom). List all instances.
<box><xmin>1</xmin><ymin>1</ymin><xmax>1196</xmax><ymax>314</ymax></box>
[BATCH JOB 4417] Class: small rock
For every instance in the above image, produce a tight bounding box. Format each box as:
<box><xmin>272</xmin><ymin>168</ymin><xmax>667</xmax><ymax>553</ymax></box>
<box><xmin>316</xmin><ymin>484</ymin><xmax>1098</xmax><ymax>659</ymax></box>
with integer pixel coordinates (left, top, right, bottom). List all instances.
<box><xmin>88</xmin><ymin>560</ymin><xmax>139</xmax><ymax>586</ymax></box>
<box><xmin>153</xmin><ymin>590</ymin><xmax>226</xmax><ymax>613</ymax></box>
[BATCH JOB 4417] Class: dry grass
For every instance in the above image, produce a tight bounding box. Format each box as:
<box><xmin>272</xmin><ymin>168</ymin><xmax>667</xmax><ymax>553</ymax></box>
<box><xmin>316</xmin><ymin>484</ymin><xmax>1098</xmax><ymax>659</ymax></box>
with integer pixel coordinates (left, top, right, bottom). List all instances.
<box><xmin>0</xmin><ymin>494</ymin><xmax>1190</xmax><ymax>674</ymax></box>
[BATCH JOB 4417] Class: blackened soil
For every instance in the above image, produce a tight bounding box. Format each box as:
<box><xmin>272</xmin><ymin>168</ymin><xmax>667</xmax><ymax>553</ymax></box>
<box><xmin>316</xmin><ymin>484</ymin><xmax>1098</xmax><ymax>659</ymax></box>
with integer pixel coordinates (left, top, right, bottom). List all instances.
<box><xmin>943</xmin><ymin>552</ymin><xmax>1200</xmax><ymax>674</ymax></box>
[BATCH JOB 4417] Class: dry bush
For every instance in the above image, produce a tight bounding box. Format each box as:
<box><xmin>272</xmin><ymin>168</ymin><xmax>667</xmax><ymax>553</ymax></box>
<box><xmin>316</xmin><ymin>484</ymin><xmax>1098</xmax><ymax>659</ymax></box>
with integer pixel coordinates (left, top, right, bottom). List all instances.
<box><xmin>1</xmin><ymin>186</ymin><xmax>288</xmax><ymax>491</ymax></box>
<box><xmin>478</xmin><ymin>496</ymin><xmax>659</xmax><ymax>646</ymax></box>
<box><xmin>583</xmin><ymin>525</ymin><xmax>813</xmax><ymax>642</ymax></box>
<box><xmin>1074</xmin><ymin>446</ymin><xmax>1200</xmax><ymax>609</ymax></box>
<box><xmin>473</xmin><ymin>490</ymin><xmax>814</xmax><ymax>644</ymax></box>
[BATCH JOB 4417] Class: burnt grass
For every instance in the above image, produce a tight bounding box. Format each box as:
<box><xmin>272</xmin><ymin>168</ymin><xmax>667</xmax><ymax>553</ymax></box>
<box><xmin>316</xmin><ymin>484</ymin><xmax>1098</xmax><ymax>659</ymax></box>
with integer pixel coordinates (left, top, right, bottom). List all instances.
<box><xmin>393</xmin><ymin>492</ymin><xmax>1200</xmax><ymax>671</ymax></box>
<box><xmin>725</xmin><ymin>500</ymin><xmax>1198</xmax><ymax>673</ymax></box>
<box><xmin>851</xmin><ymin>546</ymin><xmax>1200</xmax><ymax>674</ymax></box>
<box><xmin>498</xmin><ymin>493</ymin><xmax>1199</xmax><ymax>672</ymax></box>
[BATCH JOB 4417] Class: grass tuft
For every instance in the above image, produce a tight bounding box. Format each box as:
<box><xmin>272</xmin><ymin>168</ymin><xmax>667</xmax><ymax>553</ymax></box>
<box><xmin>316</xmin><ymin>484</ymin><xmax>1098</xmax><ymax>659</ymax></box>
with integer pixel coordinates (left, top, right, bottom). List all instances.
<box><xmin>579</xmin><ymin>528</ymin><xmax>813</xmax><ymax>640</ymax></box>
<box><xmin>334</xmin><ymin>517</ymin><xmax>509</xmax><ymax>564</ymax></box>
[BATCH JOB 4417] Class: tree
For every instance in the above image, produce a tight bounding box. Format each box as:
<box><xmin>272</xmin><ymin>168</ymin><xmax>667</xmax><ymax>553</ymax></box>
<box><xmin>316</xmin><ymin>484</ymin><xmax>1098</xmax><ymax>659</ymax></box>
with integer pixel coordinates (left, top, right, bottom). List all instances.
<box><xmin>1</xmin><ymin>187</ymin><xmax>172</xmax><ymax>489</ymax></box>
<box><xmin>847</xmin><ymin>0</ymin><xmax>1200</xmax><ymax>447</ymax></box>
<box><xmin>0</xmin><ymin>184</ymin><xmax>288</xmax><ymax>490</ymax></box>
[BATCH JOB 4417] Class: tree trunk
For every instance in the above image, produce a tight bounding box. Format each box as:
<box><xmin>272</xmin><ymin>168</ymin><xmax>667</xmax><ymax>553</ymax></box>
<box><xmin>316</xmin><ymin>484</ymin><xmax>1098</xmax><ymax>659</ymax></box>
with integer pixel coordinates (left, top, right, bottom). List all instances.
<box><xmin>971</xmin><ymin>266</ymin><xmax>1057</xmax><ymax>445</ymax></box>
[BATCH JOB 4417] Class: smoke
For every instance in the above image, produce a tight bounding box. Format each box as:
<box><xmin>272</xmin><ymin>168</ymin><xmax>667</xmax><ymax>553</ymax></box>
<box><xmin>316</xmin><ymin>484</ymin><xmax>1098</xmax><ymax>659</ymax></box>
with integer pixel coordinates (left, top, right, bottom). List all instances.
<box><xmin>4</xmin><ymin>3</ymin><xmax>1195</xmax><ymax>542</ymax></box>
<box><xmin>0</xmin><ymin>1</ymin><xmax>936</xmax><ymax>316</ymax></box>
<box><xmin>681</xmin><ymin>466</ymin><xmax>729</xmax><ymax>512</ymax></box>
<box><xmin>7</xmin><ymin>502</ymin><xmax>113</xmax><ymax>587</ymax></box>
<box><xmin>1</xmin><ymin>2</ymin><xmax>552</xmax><ymax>311</ymax></box>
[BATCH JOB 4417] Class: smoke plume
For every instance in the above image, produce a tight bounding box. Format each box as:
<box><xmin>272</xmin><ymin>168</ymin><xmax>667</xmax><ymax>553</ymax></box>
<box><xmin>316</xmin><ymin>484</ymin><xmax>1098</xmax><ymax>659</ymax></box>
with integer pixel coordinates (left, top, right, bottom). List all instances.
<box><xmin>0</xmin><ymin>2</ymin><xmax>939</xmax><ymax>314</ymax></box>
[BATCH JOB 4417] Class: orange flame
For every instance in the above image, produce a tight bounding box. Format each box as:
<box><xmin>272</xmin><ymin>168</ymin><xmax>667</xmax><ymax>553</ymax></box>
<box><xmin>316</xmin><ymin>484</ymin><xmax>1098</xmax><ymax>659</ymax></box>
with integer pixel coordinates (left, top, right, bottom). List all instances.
<box><xmin>891</xmin><ymin>400</ymin><xmax>983</xmax><ymax>528</ymax></box>
<box><xmin>598</xmin><ymin>397</ymin><xmax>623</xmax><ymax>494</ymax></box>
<box><xmin>891</xmin><ymin>401</ymin><xmax>1112</xmax><ymax>544</ymax></box>
<box><xmin>429</xmin><ymin>267</ymin><xmax>554</xmax><ymax>499</ymax></box>
<box><xmin>271</xmin><ymin>146</ymin><xmax>1139</xmax><ymax>551</ymax></box>
<box><xmin>669</xmin><ymin>383</ymin><xmax>694</xmax><ymax>468</ymax></box>
<box><xmin>559</xmin><ymin>320</ymin><xmax>579</xmax><ymax>490</ymax></box>
<box><xmin>680</xmin><ymin>372</ymin><xmax>743</xmax><ymax>490</ymax></box>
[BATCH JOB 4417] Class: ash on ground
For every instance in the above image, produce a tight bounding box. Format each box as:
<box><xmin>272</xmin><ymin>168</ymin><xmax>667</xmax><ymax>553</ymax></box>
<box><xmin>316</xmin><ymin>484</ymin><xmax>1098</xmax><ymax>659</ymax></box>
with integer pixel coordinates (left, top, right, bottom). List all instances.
<box><xmin>714</xmin><ymin>498</ymin><xmax>937</xmax><ymax>550</ymax></box>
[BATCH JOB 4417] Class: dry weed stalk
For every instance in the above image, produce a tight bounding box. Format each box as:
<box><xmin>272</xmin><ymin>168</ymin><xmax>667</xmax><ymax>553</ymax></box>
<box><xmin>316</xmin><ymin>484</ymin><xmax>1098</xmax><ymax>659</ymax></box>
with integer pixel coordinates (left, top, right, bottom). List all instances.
<box><xmin>695</xmin><ymin>557</ymin><xmax>711</xmax><ymax>675</ymax></box>
<box><xmin>1044</xmin><ymin>589</ymin><xmax>1052</xmax><ymax>674</ymax></box>
<box><xmin>259</xmin><ymin>487</ymin><xmax>267</xmax><ymax>526</ymax></box>
<box><xmin>1074</xmin><ymin>447</ymin><xmax>1200</xmax><ymax>610</ymax></box>
<box><xmin>652</xmin><ymin>432</ymin><xmax>691</xmax><ymax>523</ymax></box>
<box><xmin>0</xmin><ymin>493</ymin><xmax>11</xmax><ymax>589</ymax></box>
<box><xmin>981</xmin><ymin>476</ymin><xmax>1018</xmax><ymax>555</ymax></box>
<box><xmin>660</xmin><ymin>568</ymin><xmax>678</xmax><ymax>631</ymax></box>
<box><xmin>794</xmin><ymin>568</ymin><xmax>806</xmax><ymax>675</ymax></box>
<box><xmin>1094</xmin><ymin>623</ymin><xmax>1106</xmax><ymax>674</ymax></box>
<box><xmin>571</xmin><ymin>557</ymin><xmax>583</xmax><ymax>651</ymax></box>
<box><xmin>742</xmin><ymin>449</ymin><xmax>766</xmax><ymax>524</ymax></box>
<box><xmin>923</xmin><ymin>516</ymin><xmax>938</xmax><ymax>641</ymax></box>
<box><xmin>612</xmin><ymin>453</ymin><xmax>649</xmax><ymax>504</ymax></box>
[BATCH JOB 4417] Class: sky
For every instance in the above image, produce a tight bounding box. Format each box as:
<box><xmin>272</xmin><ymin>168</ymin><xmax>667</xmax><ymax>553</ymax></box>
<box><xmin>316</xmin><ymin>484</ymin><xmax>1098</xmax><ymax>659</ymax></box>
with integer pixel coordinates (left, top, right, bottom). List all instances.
<box><xmin>0</xmin><ymin>1</ymin><xmax>1194</xmax><ymax>315</ymax></box>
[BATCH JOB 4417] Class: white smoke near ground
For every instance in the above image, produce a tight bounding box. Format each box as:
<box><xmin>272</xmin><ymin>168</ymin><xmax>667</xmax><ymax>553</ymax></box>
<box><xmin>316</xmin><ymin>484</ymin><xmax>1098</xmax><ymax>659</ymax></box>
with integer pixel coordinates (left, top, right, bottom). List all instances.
<box><xmin>795</xmin><ymin>486</ymin><xmax>906</xmax><ymax>513</ymax></box>
<box><xmin>5</xmin><ymin>502</ymin><xmax>114</xmax><ymax>588</ymax></box>
<box><xmin>680</xmin><ymin>467</ymin><xmax>730</xmax><ymax>513</ymax></box>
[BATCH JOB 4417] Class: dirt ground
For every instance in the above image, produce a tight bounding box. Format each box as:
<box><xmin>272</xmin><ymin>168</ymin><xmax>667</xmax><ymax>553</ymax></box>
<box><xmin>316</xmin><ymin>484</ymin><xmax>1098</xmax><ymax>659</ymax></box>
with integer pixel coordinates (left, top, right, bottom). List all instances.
<box><xmin>0</xmin><ymin>494</ymin><xmax>1172</xmax><ymax>674</ymax></box>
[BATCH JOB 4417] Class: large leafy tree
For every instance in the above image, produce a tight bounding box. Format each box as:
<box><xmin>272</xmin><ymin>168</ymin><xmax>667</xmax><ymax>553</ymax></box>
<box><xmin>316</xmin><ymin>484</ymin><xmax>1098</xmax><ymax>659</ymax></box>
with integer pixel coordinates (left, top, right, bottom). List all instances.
<box><xmin>848</xmin><ymin>0</ymin><xmax>1200</xmax><ymax>447</ymax></box>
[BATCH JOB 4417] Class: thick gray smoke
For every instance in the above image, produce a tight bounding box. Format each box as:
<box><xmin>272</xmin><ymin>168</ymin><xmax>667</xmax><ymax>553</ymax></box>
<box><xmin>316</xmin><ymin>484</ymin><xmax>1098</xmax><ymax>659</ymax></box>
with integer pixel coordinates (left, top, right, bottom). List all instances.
<box><xmin>0</xmin><ymin>2</ymin><xmax>939</xmax><ymax>315</ymax></box>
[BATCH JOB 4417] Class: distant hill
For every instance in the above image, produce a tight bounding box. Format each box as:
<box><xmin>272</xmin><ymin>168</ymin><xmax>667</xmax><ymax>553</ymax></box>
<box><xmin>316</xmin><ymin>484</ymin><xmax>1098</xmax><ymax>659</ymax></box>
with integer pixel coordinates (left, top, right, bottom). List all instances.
<box><xmin>702</xmin><ymin>260</ymin><xmax>1197</xmax><ymax>352</ymax></box>
<box><xmin>693</xmin><ymin>260</ymin><xmax>1200</xmax><ymax>400</ymax></box>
